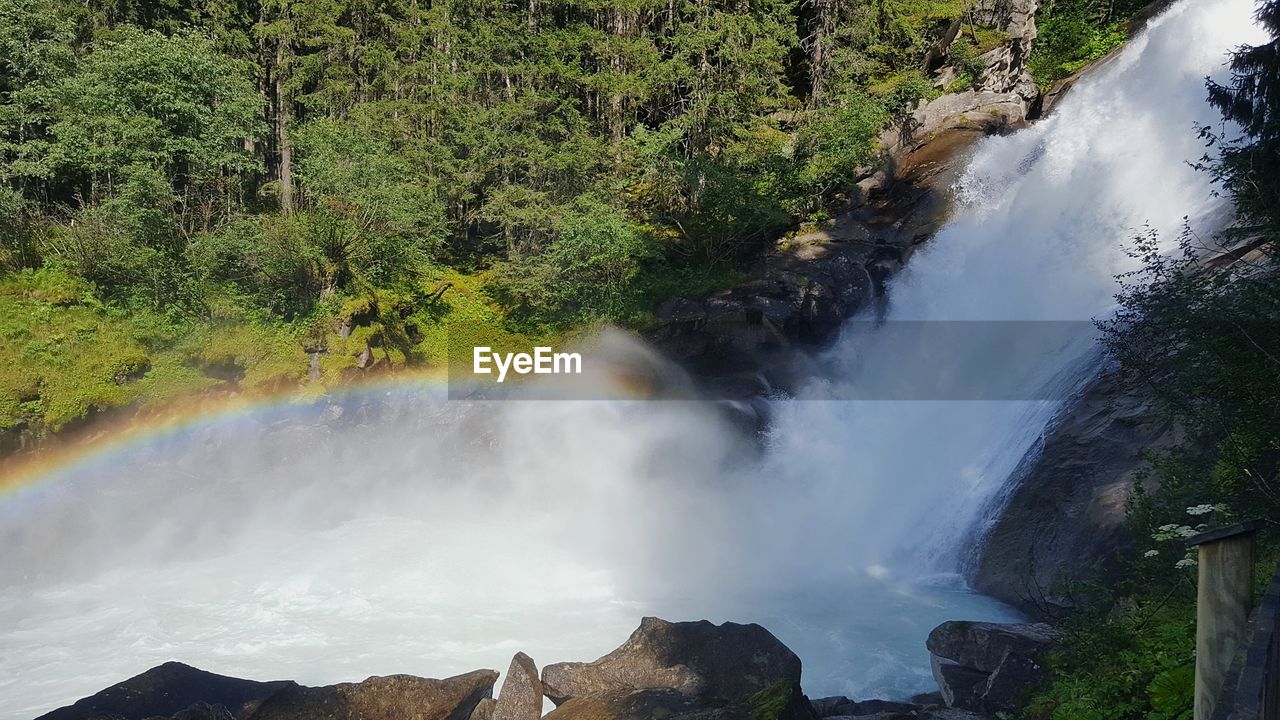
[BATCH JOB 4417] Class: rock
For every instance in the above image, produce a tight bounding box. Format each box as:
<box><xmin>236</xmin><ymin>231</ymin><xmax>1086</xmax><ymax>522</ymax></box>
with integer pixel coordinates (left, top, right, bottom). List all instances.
<box><xmin>930</xmin><ymin>659</ymin><xmax>989</xmax><ymax>709</ymax></box>
<box><xmin>916</xmin><ymin>710</ymin><xmax>991</xmax><ymax>720</ymax></box>
<box><xmin>470</xmin><ymin>698</ymin><xmax>496</xmax><ymax>720</ymax></box>
<box><xmin>543</xmin><ymin>689</ymin><xmax>705</xmax><ymax>720</ymax></box>
<box><xmin>493</xmin><ymin>653</ymin><xmax>542</xmax><ymax>720</ymax></box>
<box><xmin>927</xmin><ymin>621</ymin><xmax>1058</xmax><ymax>712</ymax></box>
<box><xmin>882</xmin><ymin>91</ymin><xmax>1027</xmax><ymax>162</ymax></box>
<box><xmin>138</xmin><ymin>704</ymin><xmax>235</xmax><ymax>720</ymax></box>
<box><xmin>908</xmin><ymin>692</ymin><xmax>944</xmax><ymax>706</ymax></box>
<box><xmin>972</xmin><ymin>369</ymin><xmax>1182</xmax><ymax>613</ymax></box>
<box><xmin>248</xmin><ymin>669</ymin><xmax>499</xmax><ymax>720</ymax></box>
<box><xmin>36</xmin><ymin>662</ymin><xmax>294</xmax><ymax>720</ymax></box>
<box><xmin>811</xmin><ymin>698</ymin><xmax>919</xmax><ymax>718</ymax></box>
<box><xmin>544</xmin><ymin>681</ymin><xmax>818</xmax><ymax>720</ymax></box>
<box><xmin>979</xmin><ymin>651</ymin><xmax>1045</xmax><ymax>710</ymax></box>
<box><xmin>926</xmin><ymin>622</ymin><xmax>1058</xmax><ymax>674</ymax></box>
<box><xmin>969</xmin><ymin>0</ymin><xmax>1040</xmax><ymax>97</ymax></box>
<box><xmin>144</xmin><ymin>704</ymin><xmax>237</xmax><ymax>720</ymax></box>
<box><xmin>541</xmin><ymin>617</ymin><xmax>801</xmax><ymax>705</ymax></box>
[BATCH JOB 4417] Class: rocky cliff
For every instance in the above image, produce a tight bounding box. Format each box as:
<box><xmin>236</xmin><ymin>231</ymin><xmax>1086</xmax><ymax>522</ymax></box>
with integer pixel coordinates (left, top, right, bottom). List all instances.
<box><xmin>969</xmin><ymin>369</ymin><xmax>1181</xmax><ymax>614</ymax></box>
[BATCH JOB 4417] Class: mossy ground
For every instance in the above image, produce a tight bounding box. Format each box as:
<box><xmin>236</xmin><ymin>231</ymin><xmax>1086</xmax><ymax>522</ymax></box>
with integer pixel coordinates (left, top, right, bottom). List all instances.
<box><xmin>0</xmin><ymin>267</ymin><xmax>559</xmax><ymax>450</ymax></box>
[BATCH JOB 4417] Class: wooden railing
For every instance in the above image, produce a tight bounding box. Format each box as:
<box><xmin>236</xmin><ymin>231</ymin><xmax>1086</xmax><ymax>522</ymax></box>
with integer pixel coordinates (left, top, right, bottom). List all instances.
<box><xmin>1195</xmin><ymin>521</ymin><xmax>1279</xmax><ymax>720</ymax></box>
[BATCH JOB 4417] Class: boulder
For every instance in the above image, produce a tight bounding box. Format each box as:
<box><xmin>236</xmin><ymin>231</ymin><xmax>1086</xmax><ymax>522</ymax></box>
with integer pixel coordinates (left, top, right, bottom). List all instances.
<box><xmin>882</xmin><ymin>91</ymin><xmax>1027</xmax><ymax>161</ymax></box>
<box><xmin>541</xmin><ymin>617</ymin><xmax>802</xmax><ymax>705</ymax></box>
<box><xmin>35</xmin><ymin>662</ymin><xmax>294</xmax><ymax>720</ymax></box>
<box><xmin>143</xmin><ymin>704</ymin><xmax>236</xmax><ymax>720</ymax></box>
<box><xmin>930</xmin><ymin>659</ymin><xmax>988</xmax><ymax>709</ymax></box>
<box><xmin>926</xmin><ymin>622</ymin><xmax>1057</xmax><ymax>674</ymax></box>
<box><xmin>470</xmin><ymin>698</ymin><xmax>496</xmax><ymax>720</ymax></box>
<box><xmin>544</xmin><ymin>681</ymin><xmax>818</xmax><ymax>720</ymax></box>
<box><xmin>811</xmin><ymin>697</ymin><xmax>918</xmax><ymax>718</ymax></box>
<box><xmin>926</xmin><ymin>622</ymin><xmax>1058</xmax><ymax>712</ymax></box>
<box><xmin>247</xmin><ymin>670</ymin><xmax>498</xmax><ymax>720</ymax></box>
<box><xmin>493</xmin><ymin>653</ymin><xmax>542</xmax><ymax>720</ymax></box>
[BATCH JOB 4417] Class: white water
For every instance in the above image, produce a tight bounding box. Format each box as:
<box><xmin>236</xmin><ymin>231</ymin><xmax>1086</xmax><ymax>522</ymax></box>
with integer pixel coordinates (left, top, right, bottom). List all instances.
<box><xmin>0</xmin><ymin>2</ymin><xmax>1264</xmax><ymax>717</ymax></box>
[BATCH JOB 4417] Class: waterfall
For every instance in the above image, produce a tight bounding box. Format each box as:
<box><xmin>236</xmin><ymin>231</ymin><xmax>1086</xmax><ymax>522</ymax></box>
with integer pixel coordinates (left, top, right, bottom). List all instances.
<box><xmin>0</xmin><ymin>0</ymin><xmax>1264</xmax><ymax>717</ymax></box>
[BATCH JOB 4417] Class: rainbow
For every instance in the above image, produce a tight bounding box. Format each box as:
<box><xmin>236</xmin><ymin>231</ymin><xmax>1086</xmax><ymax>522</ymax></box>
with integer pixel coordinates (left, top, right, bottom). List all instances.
<box><xmin>0</xmin><ymin>361</ymin><xmax>671</xmax><ymax>502</ymax></box>
<box><xmin>0</xmin><ymin>370</ymin><xmax>451</xmax><ymax>502</ymax></box>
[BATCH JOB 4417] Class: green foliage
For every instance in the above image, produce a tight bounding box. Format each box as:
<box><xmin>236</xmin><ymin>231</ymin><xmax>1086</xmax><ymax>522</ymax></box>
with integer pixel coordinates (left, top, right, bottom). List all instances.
<box><xmin>1027</xmin><ymin>0</ymin><xmax>1148</xmax><ymax>88</ymax></box>
<box><xmin>796</xmin><ymin>94</ymin><xmax>890</xmax><ymax>204</ymax></box>
<box><xmin>0</xmin><ymin>0</ymin><xmax>1137</xmax><ymax>450</ymax></box>
<box><xmin>1024</xmin><ymin>599</ymin><xmax>1196</xmax><ymax>720</ymax></box>
<box><xmin>44</xmin><ymin>28</ymin><xmax>263</xmax><ymax>214</ymax></box>
<box><xmin>1028</xmin><ymin>15</ymin><xmax>1125</xmax><ymax>88</ymax></box>
<box><xmin>489</xmin><ymin>199</ymin><xmax>655</xmax><ymax>327</ymax></box>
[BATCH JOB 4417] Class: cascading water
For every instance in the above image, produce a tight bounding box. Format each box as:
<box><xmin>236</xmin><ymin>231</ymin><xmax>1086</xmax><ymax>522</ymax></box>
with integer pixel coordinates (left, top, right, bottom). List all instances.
<box><xmin>0</xmin><ymin>1</ymin><xmax>1264</xmax><ymax>717</ymax></box>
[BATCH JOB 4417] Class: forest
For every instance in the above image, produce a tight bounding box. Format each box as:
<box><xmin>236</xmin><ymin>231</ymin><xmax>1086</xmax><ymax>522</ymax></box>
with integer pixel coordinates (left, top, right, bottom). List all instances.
<box><xmin>0</xmin><ymin>0</ymin><xmax>1139</xmax><ymax>446</ymax></box>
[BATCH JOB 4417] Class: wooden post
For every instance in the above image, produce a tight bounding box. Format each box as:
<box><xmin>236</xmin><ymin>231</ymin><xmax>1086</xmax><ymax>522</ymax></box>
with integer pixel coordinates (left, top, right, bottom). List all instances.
<box><xmin>1190</xmin><ymin>520</ymin><xmax>1263</xmax><ymax>720</ymax></box>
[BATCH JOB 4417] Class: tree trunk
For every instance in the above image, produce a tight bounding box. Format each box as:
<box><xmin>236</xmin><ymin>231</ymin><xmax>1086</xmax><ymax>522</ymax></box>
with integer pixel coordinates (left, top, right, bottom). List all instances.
<box><xmin>276</xmin><ymin>36</ymin><xmax>294</xmax><ymax>216</ymax></box>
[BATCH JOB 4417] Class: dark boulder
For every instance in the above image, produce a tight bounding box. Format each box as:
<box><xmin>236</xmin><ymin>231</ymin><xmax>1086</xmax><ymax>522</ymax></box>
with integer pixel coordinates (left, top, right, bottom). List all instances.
<box><xmin>247</xmin><ymin>670</ymin><xmax>498</xmax><ymax>720</ymax></box>
<box><xmin>929</xmin><ymin>659</ymin><xmax>989</xmax><ymax>709</ymax></box>
<box><xmin>926</xmin><ymin>622</ymin><xmax>1058</xmax><ymax>712</ymax></box>
<box><xmin>35</xmin><ymin>662</ymin><xmax>294</xmax><ymax>720</ymax></box>
<box><xmin>144</xmin><ymin>703</ymin><xmax>236</xmax><ymax>720</ymax></box>
<box><xmin>926</xmin><ymin>622</ymin><xmax>1057</xmax><ymax>674</ymax></box>
<box><xmin>493</xmin><ymin>653</ymin><xmax>542</xmax><ymax>720</ymax></box>
<box><xmin>541</xmin><ymin>617</ymin><xmax>801</xmax><ymax>705</ymax></box>
<box><xmin>811</xmin><ymin>697</ymin><xmax>918</xmax><ymax>718</ymax></box>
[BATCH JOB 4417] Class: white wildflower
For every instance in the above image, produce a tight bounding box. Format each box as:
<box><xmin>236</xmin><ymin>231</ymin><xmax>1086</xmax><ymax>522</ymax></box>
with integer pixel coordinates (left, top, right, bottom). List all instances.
<box><xmin>1186</xmin><ymin>504</ymin><xmax>1225</xmax><ymax>516</ymax></box>
<box><xmin>1144</xmin><ymin>550</ymin><xmax>1159</xmax><ymax>558</ymax></box>
<box><xmin>1175</xmin><ymin>558</ymin><xmax>1198</xmax><ymax>569</ymax></box>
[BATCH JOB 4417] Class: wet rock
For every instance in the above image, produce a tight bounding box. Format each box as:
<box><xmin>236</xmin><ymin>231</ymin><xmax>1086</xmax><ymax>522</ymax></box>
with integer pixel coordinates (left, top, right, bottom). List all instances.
<box><xmin>927</xmin><ymin>621</ymin><xmax>1058</xmax><ymax>712</ymax></box>
<box><xmin>973</xmin><ymin>369</ymin><xmax>1182</xmax><ymax>613</ymax></box>
<box><xmin>248</xmin><ymin>670</ymin><xmax>498</xmax><ymax>720</ymax></box>
<box><xmin>541</xmin><ymin>617</ymin><xmax>801</xmax><ymax>705</ymax></box>
<box><xmin>493</xmin><ymin>653</ymin><xmax>541</xmax><ymax>720</ymax></box>
<box><xmin>36</xmin><ymin>662</ymin><xmax>294</xmax><ymax>720</ymax></box>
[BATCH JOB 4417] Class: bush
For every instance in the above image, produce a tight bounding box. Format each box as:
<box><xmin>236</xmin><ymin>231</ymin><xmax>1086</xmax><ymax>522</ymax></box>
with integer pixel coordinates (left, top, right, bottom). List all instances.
<box><xmin>489</xmin><ymin>199</ymin><xmax>655</xmax><ymax>327</ymax></box>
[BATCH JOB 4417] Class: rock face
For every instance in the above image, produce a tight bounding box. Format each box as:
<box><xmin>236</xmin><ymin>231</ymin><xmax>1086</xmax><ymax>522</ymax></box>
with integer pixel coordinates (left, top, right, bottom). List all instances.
<box><xmin>469</xmin><ymin>698</ymin><xmax>496</xmax><ymax>720</ymax></box>
<box><xmin>926</xmin><ymin>621</ymin><xmax>1058</xmax><ymax>712</ymax></box>
<box><xmin>881</xmin><ymin>91</ymin><xmax>1027</xmax><ymax>162</ymax></box>
<box><xmin>35</xmin><ymin>662</ymin><xmax>294</xmax><ymax>720</ymax></box>
<box><xmin>541</xmin><ymin>617</ymin><xmax>802</xmax><ymax>705</ymax></box>
<box><xmin>493</xmin><ymin>653</ymin><xmax>542</xmax><ymax>720</ymax></box>
<box><xmin>249</xmin><ymin>670</ymin><xmax>499</xmax><ymax>720</ymax></box>
<box><xmin>972</xmin><ymin>369</ymin><xmax>1181</xmax><ymax>613</ymax></box>
<box><xmin>971</xmin><ymin>0</ymin><xmax>1040</xmax><ymax>97</ymax></box>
